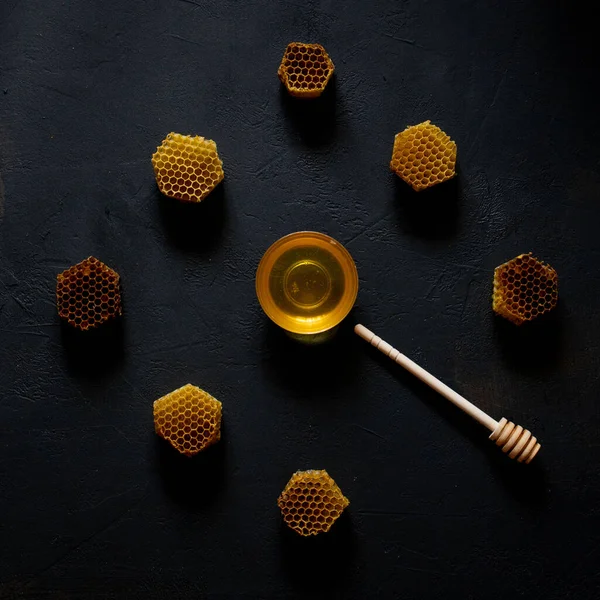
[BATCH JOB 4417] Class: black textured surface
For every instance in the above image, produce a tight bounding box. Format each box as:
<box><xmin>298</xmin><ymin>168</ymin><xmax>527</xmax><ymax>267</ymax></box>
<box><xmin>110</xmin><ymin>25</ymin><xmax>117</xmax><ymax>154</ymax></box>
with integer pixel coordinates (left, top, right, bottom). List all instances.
<box><xmin>1</xmin><ymin>1</ymin><xmax>599</xmax><ymax>598</ymax></box>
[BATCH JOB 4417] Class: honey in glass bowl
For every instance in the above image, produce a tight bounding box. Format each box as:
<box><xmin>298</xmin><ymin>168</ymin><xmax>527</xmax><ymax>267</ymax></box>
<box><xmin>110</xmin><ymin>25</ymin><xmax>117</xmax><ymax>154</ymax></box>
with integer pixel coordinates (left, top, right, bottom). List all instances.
<box><xmin>256</xmin><ymin>231</ymin><xmax>358</xmax><ymax>336</ymax></box>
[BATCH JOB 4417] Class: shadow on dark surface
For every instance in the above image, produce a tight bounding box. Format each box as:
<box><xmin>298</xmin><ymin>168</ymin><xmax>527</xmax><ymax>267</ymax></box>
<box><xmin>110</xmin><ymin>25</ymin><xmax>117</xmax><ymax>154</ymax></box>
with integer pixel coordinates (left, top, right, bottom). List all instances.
<box><xmin>155</xmin><ymin>433</ymin><xmax>226</xmax><ymax>512</ymax></box>
<box><xmin>365</xmin><ymin>343</ymin><xmax>548</xmax><ymax>507</ymax></box>
<box><xmin>485</xmin><ymin>446</ymin><xmax>548</xmax><ymax>510</ymax></box>
<box><xmin>156</xmin><ymin>182</ymin><xmax>227</xmax><ymax>254</ymax></box>
<box><xmin>279</xmin><ymin>78</ymin><xmax>338</xmax><ymax>148</ymax></box>
<box><xmin>280</xmin><ymin>511</ymin><xmax>357</xmax><ymax>593</ymax></box>
<box><xmin>393</xmin><ymin>174</ymin><xmax>460</xmax><ymax>240</ymax></box>
<box><xmin>60</xmin><ymin>317</ymin><xmax>125</xmax><ymax>378</ymax></box>
<box><xmin>261</xmin><ymin>318</ymin><xmax>362</xmax><ymax>396</ymax></box>
<box><xmin>494</xmin><ymin>304</ymin><xmax>564</xmax><ymax>375</ymax></box>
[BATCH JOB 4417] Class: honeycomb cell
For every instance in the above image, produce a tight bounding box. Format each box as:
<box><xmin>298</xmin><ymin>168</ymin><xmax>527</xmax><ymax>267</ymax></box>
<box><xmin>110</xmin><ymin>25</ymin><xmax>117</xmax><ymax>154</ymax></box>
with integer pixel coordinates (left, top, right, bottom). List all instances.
<box><xmin>154</xmin><ymin>384</ymin><xmax>222</xmax><ymax>456</ymax></box>
<box><xmin>278</xmin><ymin>470</ymin><xmax>349</xmax><ymax>536</ymax></box>
<box><xmin>56</xmin><ymin>257</ymin><xmax>122</xmax><ymax>331</ymax></box>
<box><xmin>278</xmin><ymin>42</ymin><xmax>335</xmax><ymax>99</ymax></box>
<box><xmin>152</xmin><ymin>132</ymin><xmax>224</xmax><ymax>203</ymax></box>
<box><xmin>390</xmin><ymin>120</ymin><xmax>457</xmax><ymax>191</ymax></box>
<box><xmin>493</xmin><ymin>253</ymin><xmax>558</xmax><ymax>325</ymax></box>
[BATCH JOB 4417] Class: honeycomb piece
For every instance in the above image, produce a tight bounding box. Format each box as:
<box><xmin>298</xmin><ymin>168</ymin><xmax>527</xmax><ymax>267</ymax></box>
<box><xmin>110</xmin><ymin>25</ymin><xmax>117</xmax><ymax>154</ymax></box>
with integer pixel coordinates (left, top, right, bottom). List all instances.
<box><xmin>154</xmin><ymin>384</ymin><xmax>222</xmax><ymax>457</ymax></box>
<box><xmin>390</xmin><ymin>120</ymin><xmax>457</xmax><ymax>191</ymax></box>
<box><xmin>278</xmin><ymin>42</ymin><xmax>334</xmax><ymax>98</ymax></box>
<box><xmin>152</xmin><ymin>132</ymin><xmax>224</xmax><ymax>203</ymax></box>
<box><xmin>493</xmin><ymin>253</ymin><xmax>558</xmax><ymax>325</ymax></box>
<box><xmin>56</xmin><ymin>257</ymin><xmax>122</xmax><ymax>331</ymax></box>
<box><xmin>278</xmin><ymin>470</ymin><xmax>349</xmax><ymax>536</ymax></box>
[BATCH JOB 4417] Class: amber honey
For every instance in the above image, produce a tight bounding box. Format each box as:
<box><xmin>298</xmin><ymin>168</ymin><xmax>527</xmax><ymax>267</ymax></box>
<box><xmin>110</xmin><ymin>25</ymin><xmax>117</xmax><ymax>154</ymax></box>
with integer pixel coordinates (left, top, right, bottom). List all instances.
<box><xmin>492</xmin><ymin>253</ymin><xmax>558</xmax><ymax>325</ymax></box>
<box><xmin>278</xmin><ymin>42</ymin><xmax>335</xmax><ymax>99</ymax></box>
<box><xmin>278</xmin><ymin>470</ymin><xmax>349</xmax><ymax>536</ymax></box>
<box><xmin>390</xmin><ymin>120</ymin><xmax>457</xmax><ymax>191</ymax></box>
<box><xmin>56</xmin><ymin>256</ymin><xmax>122</xmax><ymax>331</ymax></box>
<box><xmin>256</xmin><ymin>232</ymin><xmax>358</xmax><ymax>335</ymax></box>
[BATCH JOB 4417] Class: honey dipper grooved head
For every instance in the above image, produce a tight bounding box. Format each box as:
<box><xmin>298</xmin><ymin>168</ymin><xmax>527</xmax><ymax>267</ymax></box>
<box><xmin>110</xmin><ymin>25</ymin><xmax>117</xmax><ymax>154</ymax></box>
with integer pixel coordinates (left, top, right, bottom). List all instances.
<box><xmin>278</xmin><ymin>42</ymin><xmax>335</xmax><ymax>98</ymax></box>
<box><xmin>152</xmin><ymin>132</ymin><xmax>224</xmax><ymax>203</ymax></box>
<box><xmin>278</xmin><ymin>470</ymin><xmax>349</xmax><ymax>536</ymax></box>
<box><xmin>56</xmin><ymin>256</ymin><xmax>122</xmax><ymax>331</ymax></box>
<box><xmin>489</xmin><ymin>418</ymin><xmax>541</xmax><ymax>463</ymax></box>
<box><xmin>492</xmin><ymin>253</ymin><xmax>558</xmax><ymax>325</ymax></box>
<box><xmin>390</xmin><ymin>121</ymin><xmax>457</xmax><ymax>191</ymax></box>
<box><xmin>154</xmin><ymin>384</ymin><xmax>222</xmax><ymax>457</ymax></box>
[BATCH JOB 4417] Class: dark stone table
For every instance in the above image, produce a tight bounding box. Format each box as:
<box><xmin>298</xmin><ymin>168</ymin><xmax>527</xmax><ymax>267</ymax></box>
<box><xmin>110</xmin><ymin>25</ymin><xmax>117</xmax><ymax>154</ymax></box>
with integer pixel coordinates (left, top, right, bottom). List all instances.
<box><xmin>1</xmin><ymin>0</ymin><xmax>598</xmax><ymax>597</ymax></box>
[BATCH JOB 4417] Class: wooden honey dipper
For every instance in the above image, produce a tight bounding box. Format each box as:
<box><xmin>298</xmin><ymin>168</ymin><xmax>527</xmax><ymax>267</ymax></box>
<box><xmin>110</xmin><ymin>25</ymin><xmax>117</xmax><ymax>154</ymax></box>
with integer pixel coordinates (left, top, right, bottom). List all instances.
<box><xmin>355</xmin><ymin>324</ymin><xmax>541</xmax><ymax>463</ymax></box>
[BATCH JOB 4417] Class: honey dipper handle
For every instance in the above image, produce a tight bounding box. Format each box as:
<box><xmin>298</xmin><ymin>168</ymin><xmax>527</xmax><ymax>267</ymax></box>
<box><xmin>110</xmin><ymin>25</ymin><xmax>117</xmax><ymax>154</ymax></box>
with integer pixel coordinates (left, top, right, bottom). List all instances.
<box><xmin>354</xmin><ymin>324</ymin><xmax>498</xmax><ymax>431</ymax></box>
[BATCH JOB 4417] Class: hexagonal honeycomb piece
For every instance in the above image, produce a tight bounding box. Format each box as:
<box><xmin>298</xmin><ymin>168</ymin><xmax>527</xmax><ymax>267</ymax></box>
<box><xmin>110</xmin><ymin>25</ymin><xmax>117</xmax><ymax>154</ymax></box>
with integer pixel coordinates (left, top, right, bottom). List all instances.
<box><xmin>152</xmin><ymin>132</ymin><xmax>224</xmax><ymax>203</ymax></box>
<box><xmin>56</xmin><ymin>257</ymin><xmax>122</xmax><ymax>331</ymax></box>
<box><xmin>154</xmin><ymin>384</ymin><xmax>222</xmax><ymax>457</ymax></box>
<box><xmin>390</xmin><ymin>120</ymin><xmax>457</xmax><ymax>191</ymax></box>
<box><xmin>278</xmin><ymin>470</ymin><xmax>349</xmax><ymax>536</ymax></box>
<box><xmin>493</xmin><ymin>253</ymin><xmax>558</xmax><ymax>325</ymax></box>
<box><xmin>278</xmin><ymin>42</ymin><xmax>334</xmax><ymax>99</ymax></box>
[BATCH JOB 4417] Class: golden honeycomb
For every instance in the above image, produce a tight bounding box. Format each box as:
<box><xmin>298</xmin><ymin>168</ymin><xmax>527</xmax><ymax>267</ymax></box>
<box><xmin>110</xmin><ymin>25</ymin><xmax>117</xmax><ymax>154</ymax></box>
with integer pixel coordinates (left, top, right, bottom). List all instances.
<box><xmin>152</xmin><ymin>132</ymin><xmax>224</xmax><ymax>202</ymax></box>
<box><xmin>493</xmin><ymin>253</ymin><xmax>558</xmax><ymax>325</ymax></box>
<box><xmin>278</xmin><ymin>42</ymin><xmax>335</xmax><ymax>98</ymax></box>
<box><xmin>278</xmin><ymin>470</ymin><xmax>349</xmax><ymax>536</ymax></box>
<box><xmin>154</xmin><ymin>384</ymin><xmax>222</xmax><ymax>457</ymax></box>
<box><xmin>390</xmin><ymin>120</ymin><xmax>457</xmax><ymax>191</ymax></box>
<box><xmin>56</xmin><ymin>256</ymin><xmax>122</xmax><ymax>331</ymax></box>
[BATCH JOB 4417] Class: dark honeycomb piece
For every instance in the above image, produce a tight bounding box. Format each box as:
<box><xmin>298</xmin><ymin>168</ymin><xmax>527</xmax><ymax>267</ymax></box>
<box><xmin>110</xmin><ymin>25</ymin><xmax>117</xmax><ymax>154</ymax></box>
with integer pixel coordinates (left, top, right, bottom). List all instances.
<box><xmin>493</xmin><ymin>253</ymin><xmax>558</xmax><ymax>325</ymax></box>
<box><xmin>390</xmin><ymin>120</ymin><xmax>457</xmax><ymax>191</ymax></box>
<box><xmin>152</xmin><ymin>132</ymin><xmax>224</xmax><ymax>203</ymax></box>
<box><xmin>56</xmin><ymin>257</ymin><xmax>122</xmax><ymax>331</ymax></box>
<box><xmin>278</xmin><ymin>470</ymin><xmax>349</xmax><ymax>536</ymax></box>
<box><xmin>154</xmin><ymin>384</ymin><xmax>222</xmax><ymax>457</ymax></box>
<box><xmin>278</xmin><ymin>42</ymin><xmax>334</xmax><ymax>98</ymax></box>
